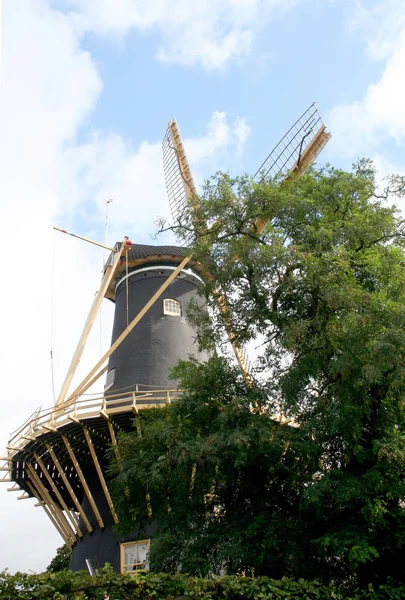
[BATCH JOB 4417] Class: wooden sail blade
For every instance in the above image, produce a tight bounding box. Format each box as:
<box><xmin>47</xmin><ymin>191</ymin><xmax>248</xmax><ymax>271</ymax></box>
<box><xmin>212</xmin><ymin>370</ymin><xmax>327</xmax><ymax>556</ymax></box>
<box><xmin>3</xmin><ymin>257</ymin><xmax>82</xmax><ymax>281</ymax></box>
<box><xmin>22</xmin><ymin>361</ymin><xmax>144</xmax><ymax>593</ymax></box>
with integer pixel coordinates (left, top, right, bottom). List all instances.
<box><xmin>253</xmin><ymin>103</ymin><xmax>331</xmax><ymax>236</ymax></box>
<box><xmin>253</xmin><ymin>102</ymin><xmax>331</xmax><ymax>183</ymax></box>
<box><xmin>162</xmin><ymin>119</ymin><xmax>199</xmax><ymax>245</ymax></box>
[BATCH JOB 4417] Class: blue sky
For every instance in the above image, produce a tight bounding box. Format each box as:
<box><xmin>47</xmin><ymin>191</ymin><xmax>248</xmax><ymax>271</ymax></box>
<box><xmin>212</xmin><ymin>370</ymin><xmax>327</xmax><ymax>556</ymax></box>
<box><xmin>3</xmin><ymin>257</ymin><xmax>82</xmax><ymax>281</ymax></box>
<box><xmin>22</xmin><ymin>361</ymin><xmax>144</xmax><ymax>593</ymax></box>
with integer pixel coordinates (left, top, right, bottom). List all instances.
<box><xmin>0</xmin><ymin>0</ymin><xmax>404</xmax><ymax>574</ymax></box>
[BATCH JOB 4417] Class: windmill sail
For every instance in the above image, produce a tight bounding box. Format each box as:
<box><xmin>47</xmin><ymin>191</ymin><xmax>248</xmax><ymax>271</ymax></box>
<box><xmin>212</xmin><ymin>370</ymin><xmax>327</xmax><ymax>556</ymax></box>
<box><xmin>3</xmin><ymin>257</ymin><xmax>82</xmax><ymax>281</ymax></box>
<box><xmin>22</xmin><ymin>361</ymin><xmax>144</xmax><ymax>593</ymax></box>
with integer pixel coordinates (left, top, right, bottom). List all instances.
<box><xmin>162</xmin><ymin>119</ymin><xmax>198</xmax><ymax>246</ymax></box>
<box><xmin>253</xmin><ymin>102</ymin><xmax>331</xmax><ymax>183</ymax></box>
<box><xmin>162</xmin><ymin>119</ymin><xmax>253</xmax><ymax>384</ymax></box>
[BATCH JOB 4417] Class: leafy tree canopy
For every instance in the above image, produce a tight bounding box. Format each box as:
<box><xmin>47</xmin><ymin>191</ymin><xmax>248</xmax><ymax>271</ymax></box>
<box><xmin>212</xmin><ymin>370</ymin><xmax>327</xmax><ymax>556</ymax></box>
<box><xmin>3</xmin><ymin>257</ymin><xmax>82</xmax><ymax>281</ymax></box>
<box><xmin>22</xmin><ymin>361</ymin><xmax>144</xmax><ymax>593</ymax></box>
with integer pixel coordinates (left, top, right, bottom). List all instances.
<box><xmin>46</xmin><ymin>544</ymin><xmax>71</xmax><ymax>573</ymax></box>
<box><xmin>111</xmin><ymin>161</ymin><xmax>405</xmax><ymax>587</ymax></box>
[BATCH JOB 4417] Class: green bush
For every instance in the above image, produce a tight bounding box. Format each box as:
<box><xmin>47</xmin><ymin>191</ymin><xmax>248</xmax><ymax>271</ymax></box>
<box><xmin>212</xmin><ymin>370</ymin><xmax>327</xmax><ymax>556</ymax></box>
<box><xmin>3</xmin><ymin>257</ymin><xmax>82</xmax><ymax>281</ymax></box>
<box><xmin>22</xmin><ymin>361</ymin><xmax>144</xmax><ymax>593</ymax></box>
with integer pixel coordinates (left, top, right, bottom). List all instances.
<box><xmin>1</xmin><ymin>565</ymin><xmax>404</xmax><ymax>600</ymax></box>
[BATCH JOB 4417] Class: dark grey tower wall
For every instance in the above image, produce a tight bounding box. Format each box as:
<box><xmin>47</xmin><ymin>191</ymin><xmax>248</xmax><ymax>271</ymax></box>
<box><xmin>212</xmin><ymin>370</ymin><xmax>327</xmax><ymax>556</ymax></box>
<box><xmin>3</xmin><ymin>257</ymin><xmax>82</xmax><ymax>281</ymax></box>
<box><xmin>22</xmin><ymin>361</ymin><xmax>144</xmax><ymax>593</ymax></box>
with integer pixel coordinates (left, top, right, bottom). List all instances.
<box><xmin>106</xmin><ymin>264</ymin><xmax>205</xmax><ymax>394</ymax></box>
<box><xmin>70</xmin><ymin>469</ymin><xmax>157</xmax><ymax>572</ymax></box>
<box><xmin>70</xmin><ymin>255</ymin><xmax>207</xmax><ymax>572</ymax></box>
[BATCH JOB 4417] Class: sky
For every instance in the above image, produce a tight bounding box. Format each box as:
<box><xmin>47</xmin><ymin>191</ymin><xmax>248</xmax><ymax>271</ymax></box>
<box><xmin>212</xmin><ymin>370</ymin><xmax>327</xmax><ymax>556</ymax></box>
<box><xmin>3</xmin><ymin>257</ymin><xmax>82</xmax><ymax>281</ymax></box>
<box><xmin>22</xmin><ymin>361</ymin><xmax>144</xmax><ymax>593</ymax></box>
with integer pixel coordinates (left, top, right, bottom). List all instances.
<box><xmin>0</xmin><ymin>0</ymin><xmax>404</xmax><ymax>574</ymax></box>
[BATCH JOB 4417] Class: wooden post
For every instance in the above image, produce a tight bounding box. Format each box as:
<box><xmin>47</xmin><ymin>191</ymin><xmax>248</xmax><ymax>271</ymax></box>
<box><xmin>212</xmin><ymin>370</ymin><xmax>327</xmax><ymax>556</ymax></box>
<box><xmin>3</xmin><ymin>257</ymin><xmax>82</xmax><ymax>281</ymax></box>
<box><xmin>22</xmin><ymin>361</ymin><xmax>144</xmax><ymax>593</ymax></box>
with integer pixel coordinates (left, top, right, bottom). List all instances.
<box><xmin>83</xmin><ymin>427</ymin><xmax>119</xmax><ymax>524</ymax></box>
<box><xmin>66</xmin><ymin>255</ymin><xmax>191</xmax><ymax>402</ymax></box>
<box><xmin>56</xmin><ymin>238</ymin><xmax>130</xmax><ymax>407</ymax></box>
<box><xmin>107</xmin><ymin>421</ymin><xmax>120</xmax><ymax>463</ymax></box>
<box><xmin>61</xmin><ymin>435</ymin><xmax>104</xmax><ymax>529</ymax></box>
<box><xmin>26</xmin><ymin>481</ymin><xmax>71</xmax><ymax>547</ymax></box>
<box><xmin>26</xmin><ymin>464</ymin><xmax>76</xmax><ymax>545</ymax></box>
<box><xmin>34</xmin><ymin>452</ymin><xmax>83</xmax><ymax>538</ymax></box>
<box><xmin>53</xmin><ymin>227</ymin><xmax>117</xmax><ymax>253</ymax></box>
<box><xmin>45</xmin><ymin>443</ymin><xmax>93</xmax><ymax>533</ymax></box>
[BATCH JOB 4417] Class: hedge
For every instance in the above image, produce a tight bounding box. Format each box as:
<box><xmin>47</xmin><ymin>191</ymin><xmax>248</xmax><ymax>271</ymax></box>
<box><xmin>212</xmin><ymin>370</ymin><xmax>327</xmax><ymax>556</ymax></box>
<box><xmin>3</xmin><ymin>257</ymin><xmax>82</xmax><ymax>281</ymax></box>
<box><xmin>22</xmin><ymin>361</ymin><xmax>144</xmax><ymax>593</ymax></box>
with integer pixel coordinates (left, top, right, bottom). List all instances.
<box><xmin>0</xmin><ymin>565</ymin><xmax>404</xmax><ymax>600</ymax></box>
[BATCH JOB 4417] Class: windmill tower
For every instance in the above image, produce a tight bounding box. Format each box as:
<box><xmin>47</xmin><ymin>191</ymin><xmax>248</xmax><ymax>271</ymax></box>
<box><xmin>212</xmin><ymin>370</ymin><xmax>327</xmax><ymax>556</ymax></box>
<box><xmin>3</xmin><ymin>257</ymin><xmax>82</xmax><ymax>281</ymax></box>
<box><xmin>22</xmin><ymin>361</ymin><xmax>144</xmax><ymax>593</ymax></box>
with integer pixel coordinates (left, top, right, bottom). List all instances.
<box><xmin>1</xmin><ymin>103</ymin><xmax>331</xmax><ymax>574</ymax></box>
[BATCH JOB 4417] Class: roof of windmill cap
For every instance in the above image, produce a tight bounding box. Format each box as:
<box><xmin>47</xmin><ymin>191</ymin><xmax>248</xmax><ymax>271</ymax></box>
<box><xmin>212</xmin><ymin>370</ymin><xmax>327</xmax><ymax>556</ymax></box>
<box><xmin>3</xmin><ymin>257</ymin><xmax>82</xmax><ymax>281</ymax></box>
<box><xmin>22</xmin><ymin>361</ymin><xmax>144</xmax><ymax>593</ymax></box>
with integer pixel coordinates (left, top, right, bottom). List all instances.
<box><xmin>123</xmin><ymin>243</ymin><xmax>189</xmax><ymax>260</ymax></box>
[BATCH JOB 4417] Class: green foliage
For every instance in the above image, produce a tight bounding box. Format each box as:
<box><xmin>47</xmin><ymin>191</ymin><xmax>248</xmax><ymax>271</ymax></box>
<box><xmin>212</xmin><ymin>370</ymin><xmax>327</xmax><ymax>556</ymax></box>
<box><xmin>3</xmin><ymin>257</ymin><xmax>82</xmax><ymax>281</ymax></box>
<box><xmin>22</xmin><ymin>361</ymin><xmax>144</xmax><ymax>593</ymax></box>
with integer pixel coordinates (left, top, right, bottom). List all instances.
<box><xmin>46</xmin><ymin>544</ymin><xmax>72</xmax><ymax>573</ymax></box>
<box><xmin>1</xmin><ymin>567</ymin><xmax>405</xmax><ymax>600</ymax></box>
<box><xmin>110</xmin><ymin>357</ymin><xmax>320</xmax><ymax>578</ymax></box>
<box><xmin>112</xmin><ymin>162</ymin><xmax>405</xmax><ymax>587</ymax></box>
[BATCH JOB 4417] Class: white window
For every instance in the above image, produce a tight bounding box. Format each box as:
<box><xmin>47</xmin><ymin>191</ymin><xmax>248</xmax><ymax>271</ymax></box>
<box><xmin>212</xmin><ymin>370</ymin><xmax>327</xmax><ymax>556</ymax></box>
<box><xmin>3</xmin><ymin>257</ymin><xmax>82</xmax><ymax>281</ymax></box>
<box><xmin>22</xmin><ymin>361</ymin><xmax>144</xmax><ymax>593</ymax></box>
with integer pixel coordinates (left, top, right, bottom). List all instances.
<box><xmin>120</xmin><ymin>539</ymin><xmax>150</xmax><ymax>573</ymax></box>
<box><xmin>163</xmin><ymin>298</ymin><xmax>182</xmax><ymax>316</ymax></box>
<box><xmin>104</xmin><ymin>368</ymin><xmax>115</xmax><ymax>392</ymax></box>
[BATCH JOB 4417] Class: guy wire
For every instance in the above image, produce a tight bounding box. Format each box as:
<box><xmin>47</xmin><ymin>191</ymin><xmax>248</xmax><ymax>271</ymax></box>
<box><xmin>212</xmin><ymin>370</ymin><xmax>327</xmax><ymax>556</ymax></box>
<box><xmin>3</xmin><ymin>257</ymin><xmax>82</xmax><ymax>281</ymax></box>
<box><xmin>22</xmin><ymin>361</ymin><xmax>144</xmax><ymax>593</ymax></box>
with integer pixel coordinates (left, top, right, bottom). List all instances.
<box><xmin>126</xmin><ymin>251</ymin><xmax>129</xmax><ymax>326</ymax></box>
<box><xmin>50</xmin><ymin>229</ymin><xmax>57</xmax><ymax>403</ymax></box>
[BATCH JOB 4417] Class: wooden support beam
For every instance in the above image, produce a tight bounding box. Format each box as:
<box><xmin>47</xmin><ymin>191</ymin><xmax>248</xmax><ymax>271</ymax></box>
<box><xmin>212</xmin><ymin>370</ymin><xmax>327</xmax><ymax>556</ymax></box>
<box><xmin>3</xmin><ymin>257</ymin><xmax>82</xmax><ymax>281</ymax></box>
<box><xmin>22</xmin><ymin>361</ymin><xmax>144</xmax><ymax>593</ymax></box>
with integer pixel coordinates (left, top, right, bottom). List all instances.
<box><xmin>107</xmin><ymin>421</ymin><xmax>120</xmax><ymax>463</ymax></box>
<box><xmin>168</xmin><ymin>120</ymin><xmax>199</xmax><ymax>204</ymax></box>
<box><xmin>41</xmin><ymin>423</ymin><xmax>57</xmax><ymax>433</ymax></box>
<box><xmin>83</xmin><ymin>427</ymin><xmax>119</xmax><ymax>524</ymax></box>
<box><xmin>17</xmin><ymin>492</ymin><xmax>30</xmax><ymax>500</ymax></box>
<box><xmin>26</xmin><ymin>465</ymin><xmax>76</xmax><ymax>546</ymax></box>
<box><xmin>53</xmin><ymin>227</ymin><xmax>118</xmax><ymax>253</ymax></box>
<box><xmin>45</xmin><ymin>444</ymin><xmax>93</xmax><ymax>533</ymax></box>
<box><xmin>64</xmin><ymin>365</ymin><xmax>109</xmax><ymax>413</ymax></box>
<box><xmin>67</xmin><ymin>255</ymin><xmax>192</xmax><ymax>402</ymax></box>
<box><xmin>61</xmin><ymin>435</ymin><xmax>104</xmax><ymax>529</ymax></box>
<box><xmin>26</xmin><ymin>481</ymin><xmax>71</xmax><ymax>548</ymax></box>
<box><xmin>34</xmin><ymin>452</ymin><xmax>83</xmax><ymax>538</ymax></box>
<box><xmin>56</xmin><ymin>238</ymin><xmax>130</xmax><ymax>407</ymax></box>
<box><xmin>214</xmin><ymin>290</ymin><xmax>253</xmax><ymax>386</ymax></box>
<box><xmin>7</xmin><ymin>485</ymin><xmax>20</xmax><ymax>492</ymax></box>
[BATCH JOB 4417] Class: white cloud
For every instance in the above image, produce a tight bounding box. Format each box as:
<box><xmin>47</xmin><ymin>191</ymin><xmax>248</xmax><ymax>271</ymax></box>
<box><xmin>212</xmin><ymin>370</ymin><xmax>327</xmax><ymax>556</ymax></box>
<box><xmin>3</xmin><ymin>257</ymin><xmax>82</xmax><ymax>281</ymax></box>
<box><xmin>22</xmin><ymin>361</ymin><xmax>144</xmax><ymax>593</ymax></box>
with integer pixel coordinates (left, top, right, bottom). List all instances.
<box><xmin>65</xmin><ymin>0</ymin><xmax>301</xmax><ymax>70</ymax></box>
<box><xmin>328</xmin><ymin>1</ymin><xmax>405</xmax><ymax>159</ymax></box>
<box><xmin>0</xmin><ymin>0</ymin><xmax>251</xmax><ymax>573</ymax></box>
<box><xmin>349</xmin><ymin>0</ymin><xmax>405</xmax><ymax>61</ymax></box>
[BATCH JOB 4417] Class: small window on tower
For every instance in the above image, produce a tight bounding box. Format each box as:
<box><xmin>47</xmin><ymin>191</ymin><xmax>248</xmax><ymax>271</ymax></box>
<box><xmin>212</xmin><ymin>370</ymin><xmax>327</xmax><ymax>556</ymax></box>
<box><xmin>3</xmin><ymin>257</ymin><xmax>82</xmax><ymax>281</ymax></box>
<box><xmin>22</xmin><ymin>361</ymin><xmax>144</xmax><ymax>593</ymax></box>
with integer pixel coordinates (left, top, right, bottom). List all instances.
<box><xmin>120</xmin><ymin>539</ymin><xmax>150</xmax><ymax>573</ymax></box>
<box><xmin>163</xmin><ymin>298</ymin><xmax>182</xmax><ymax>316</ymax></box>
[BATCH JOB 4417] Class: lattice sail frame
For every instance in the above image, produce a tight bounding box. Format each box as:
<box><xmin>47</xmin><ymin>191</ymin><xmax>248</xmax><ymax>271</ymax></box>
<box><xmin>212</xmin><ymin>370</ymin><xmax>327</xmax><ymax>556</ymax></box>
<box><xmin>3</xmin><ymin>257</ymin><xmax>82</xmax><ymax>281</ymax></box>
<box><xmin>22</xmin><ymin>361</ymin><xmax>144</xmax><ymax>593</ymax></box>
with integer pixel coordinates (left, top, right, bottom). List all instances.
<box><xmin>161</xmin><ymin>104</ymin><xmax>331</xmax><ymax>385</ymax></box>
<box><xmin>253</xmin><ymin>102</ymin><xmax>330</xmax><ymax>182</ymax></box>
<box><xmin>162</xmin><ymin>121</ymin><xmax>197</xmax><ymax>246</ymax></box>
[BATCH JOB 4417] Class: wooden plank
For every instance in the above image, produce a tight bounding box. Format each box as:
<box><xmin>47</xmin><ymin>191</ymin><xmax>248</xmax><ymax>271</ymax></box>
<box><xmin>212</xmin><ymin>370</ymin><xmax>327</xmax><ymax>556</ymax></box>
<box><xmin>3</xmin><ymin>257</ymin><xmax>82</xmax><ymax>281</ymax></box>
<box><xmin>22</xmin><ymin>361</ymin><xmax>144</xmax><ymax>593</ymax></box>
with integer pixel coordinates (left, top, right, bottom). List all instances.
<box><xmin>83</xmin><ymin>427</ymin><xmax>119</xmax><ymax>524</ymax></box>
<box><xmin>215</xmin><ymin>290</ymin><xmax>253</xmax><ymax>386</ymax></box>
<box><xmin>67</xmin><ymin>255</ymin><xmax>192</xmax><ymax>402</ymax></box>
<box><xmin>61</xmin><ymin>435</ymin><xmax>104</xmax><ymax>529</ymax></box>
<box><xmin>26</xmin><ymin>481</ymin><xmax>71</xmax><ymax>548</ymax></box>
<box><xmin>56</xmin><ymin>238</ymin><xmax>130</xmax><ymax>407</ymax></box>
<box><xmin>26</xmin><ymin>465</ymin><xmax>75</xmax><ymax>545</ymax></box>
<box><xmin>34</xmin><ymin>452</ymin><xmax>83</xmax><ymax>538</ymax></box>
<box><xmin>53</xmin><ymin>226</ymin><xmax>118</xmax><ymax>253</ymax></box>
<box><xmin>27</xmin><ymin>463</ymin><xmax>76</xmax><ymax>544</ymax></box>
<box><xmin>168</xmin><ymin>120</ymin><xmax>199</xmax><ymax>203</ymax></box>
<box><xmin>45</xmin><ymin>443</ymin><xmax>93</xmax><ymax>533</ymax></box>
<box><xmin>107</xmin><ymin>421</ymin><xmax>120</xmax><ymax>463</ymax></box>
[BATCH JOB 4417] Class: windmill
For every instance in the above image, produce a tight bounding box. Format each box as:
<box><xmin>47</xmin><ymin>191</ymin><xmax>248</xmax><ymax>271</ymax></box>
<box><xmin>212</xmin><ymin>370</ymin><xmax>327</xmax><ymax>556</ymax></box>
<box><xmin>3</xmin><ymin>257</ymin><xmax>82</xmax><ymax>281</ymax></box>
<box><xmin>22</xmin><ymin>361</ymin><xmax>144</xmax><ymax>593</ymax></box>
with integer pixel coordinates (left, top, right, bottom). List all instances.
<box><xmin>1</xmin><ymin>103</ymin><xmax>331</xmax><ymax>573</ymax></box>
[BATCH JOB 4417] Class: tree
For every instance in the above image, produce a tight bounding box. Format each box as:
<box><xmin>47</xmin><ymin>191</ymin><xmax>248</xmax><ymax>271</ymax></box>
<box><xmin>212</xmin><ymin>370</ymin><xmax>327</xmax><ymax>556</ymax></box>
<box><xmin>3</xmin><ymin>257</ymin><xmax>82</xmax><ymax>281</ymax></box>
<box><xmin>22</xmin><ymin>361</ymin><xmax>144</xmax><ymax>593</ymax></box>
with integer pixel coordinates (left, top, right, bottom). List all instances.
<box><xmin>111</xmin><ymin>162</ymin><xmax>405</xmax><ymax>586</ymax></box>
<box><xmin>46</xmin><ymin>543</ymin><xmax>71</xmax><ymax>572</ymax></box>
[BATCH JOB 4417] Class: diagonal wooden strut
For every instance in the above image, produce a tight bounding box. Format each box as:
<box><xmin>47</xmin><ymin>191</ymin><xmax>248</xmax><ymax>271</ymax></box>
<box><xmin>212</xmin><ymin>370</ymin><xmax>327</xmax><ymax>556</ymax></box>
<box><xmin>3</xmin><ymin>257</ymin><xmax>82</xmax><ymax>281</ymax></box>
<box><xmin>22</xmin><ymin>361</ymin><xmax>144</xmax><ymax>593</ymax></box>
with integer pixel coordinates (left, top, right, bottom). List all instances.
<box><xmin>26</xmin><ymin>481</ymin><xmax>71</xmax><ymax>547</ymax></box>
<box><xmin>83</xmin><ymin>427</ymin><xmax>119</xmax><ymax>524</ymax></box>
<box><xmin>34</xmin><ymin>452</ymin><xmax>83</xmax><ymax>537</ymax></box>
<box><xmin>45</xmin><ymin>443</ymin><xmax>93</xmax><ymax>533</ymax></box>
<box><xmin>26</xmin><ymin>465</ymin><xmax>75</xmax><ymax>546</ymax></box>
<box><xmin>56</xmin><ymin>238</ymin><xmax>130</xmax><ymax>407</ymax></box>
<box><xmin>62</xmin><ymin>435</ymin><xmax>104</xmax><ymax>529</ymax></box>
<box><xmin>66</xmin><ymin>255</ymin><xmax>192</xmax><ymax>403</ymax></box>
